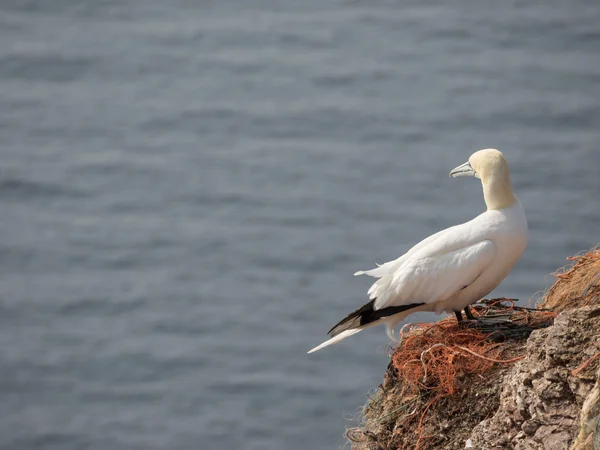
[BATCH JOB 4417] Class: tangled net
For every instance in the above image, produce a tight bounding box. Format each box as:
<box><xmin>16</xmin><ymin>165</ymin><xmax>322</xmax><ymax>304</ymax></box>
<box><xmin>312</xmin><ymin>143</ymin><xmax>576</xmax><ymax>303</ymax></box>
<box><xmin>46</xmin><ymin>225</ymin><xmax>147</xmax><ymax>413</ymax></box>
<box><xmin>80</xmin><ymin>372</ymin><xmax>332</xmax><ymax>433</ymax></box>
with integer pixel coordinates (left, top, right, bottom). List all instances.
<box><xmin>390</xmin><ymin>301</ymin><xmax>554</xmax><ymax>449</ymax></box>
<box><xmin>347</xmin><ymin>301</ymin><xmax>556</xmax><ymax>450</ymax></box>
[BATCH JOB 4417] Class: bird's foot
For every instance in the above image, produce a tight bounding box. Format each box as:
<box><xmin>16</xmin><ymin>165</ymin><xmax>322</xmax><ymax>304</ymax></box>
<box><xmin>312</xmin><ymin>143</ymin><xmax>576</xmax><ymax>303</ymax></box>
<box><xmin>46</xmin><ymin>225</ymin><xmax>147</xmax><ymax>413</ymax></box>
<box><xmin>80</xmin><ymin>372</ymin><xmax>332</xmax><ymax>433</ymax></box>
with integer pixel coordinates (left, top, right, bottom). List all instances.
<box><xmin>455</xmin><ymin>306</ymin><xmax>513</xmax><ymax>329</ymax></box>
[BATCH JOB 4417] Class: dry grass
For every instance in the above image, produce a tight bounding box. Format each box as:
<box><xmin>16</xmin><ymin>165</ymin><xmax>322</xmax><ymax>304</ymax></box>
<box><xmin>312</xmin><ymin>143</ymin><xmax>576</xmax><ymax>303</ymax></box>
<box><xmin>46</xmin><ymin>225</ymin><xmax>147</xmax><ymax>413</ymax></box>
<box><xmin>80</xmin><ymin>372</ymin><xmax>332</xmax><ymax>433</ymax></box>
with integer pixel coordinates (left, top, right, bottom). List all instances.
<box><xmin>541</xmin><ymin>246</ymin><xmax>600</xmax><ymax>312</ymax></box>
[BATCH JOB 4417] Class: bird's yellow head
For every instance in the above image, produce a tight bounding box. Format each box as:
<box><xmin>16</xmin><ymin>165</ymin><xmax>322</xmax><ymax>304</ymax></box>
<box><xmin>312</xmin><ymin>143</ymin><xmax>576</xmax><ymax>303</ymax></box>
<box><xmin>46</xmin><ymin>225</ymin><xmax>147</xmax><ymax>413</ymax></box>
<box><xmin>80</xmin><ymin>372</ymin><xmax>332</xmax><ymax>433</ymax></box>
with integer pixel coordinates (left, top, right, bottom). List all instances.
<box><xmin>450</xmin><ymin>149</ymin><xmax>516</xmax><ymax>210</ymax></box>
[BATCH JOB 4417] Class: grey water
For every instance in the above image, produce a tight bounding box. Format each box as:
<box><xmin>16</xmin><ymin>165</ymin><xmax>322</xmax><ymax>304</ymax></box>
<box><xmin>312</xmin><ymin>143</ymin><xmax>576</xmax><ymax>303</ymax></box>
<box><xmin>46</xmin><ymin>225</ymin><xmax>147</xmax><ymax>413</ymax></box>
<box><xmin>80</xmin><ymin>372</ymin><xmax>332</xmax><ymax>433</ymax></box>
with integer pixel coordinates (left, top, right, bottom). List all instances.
<box><xmin>0</xmin><ymin>0</ymin><xmax>599</xmax><ymax>449</ymax></box>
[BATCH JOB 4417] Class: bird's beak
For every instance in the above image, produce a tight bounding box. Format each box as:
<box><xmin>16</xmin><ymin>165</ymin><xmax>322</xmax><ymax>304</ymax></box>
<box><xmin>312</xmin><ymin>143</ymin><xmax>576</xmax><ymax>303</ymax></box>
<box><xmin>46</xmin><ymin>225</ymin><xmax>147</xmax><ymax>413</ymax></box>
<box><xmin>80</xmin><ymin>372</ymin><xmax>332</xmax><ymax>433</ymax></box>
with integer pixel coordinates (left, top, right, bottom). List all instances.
<box><xmin>449</xmin><ymin>161</ymin><xmax>477</xmax><ymax>178</ymax></box>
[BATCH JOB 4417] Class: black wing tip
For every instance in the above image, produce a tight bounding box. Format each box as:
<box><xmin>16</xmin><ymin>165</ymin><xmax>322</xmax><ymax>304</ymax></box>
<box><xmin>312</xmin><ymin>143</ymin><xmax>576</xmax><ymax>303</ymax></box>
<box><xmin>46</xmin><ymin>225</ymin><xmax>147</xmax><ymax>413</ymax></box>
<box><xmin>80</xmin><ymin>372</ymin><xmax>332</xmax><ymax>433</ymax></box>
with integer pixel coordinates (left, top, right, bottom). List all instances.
<box><xmin>327</xmin><ymin>299</ymin><xmax>376</xmax><ymax>337</ymax></box>
<box><xmin>327</xmin><ymin>300</ymin><xmax>426</xmax><ymax>338</ymax></box>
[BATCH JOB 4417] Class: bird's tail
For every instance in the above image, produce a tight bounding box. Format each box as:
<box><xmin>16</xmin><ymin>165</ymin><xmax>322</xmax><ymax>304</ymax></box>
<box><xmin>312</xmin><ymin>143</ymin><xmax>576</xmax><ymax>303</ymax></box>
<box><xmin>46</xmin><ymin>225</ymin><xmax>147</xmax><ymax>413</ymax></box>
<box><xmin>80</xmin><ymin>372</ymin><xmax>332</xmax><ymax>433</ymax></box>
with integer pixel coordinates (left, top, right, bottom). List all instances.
<box><xmin>307</xmin><ymin>327</ymin><xmax>370</xmax><ymax>354</ymax></box>
<box><xmin>307</xmin><ymin>302</ymin><xmax>428</xmax><ymax>354</ymax></box>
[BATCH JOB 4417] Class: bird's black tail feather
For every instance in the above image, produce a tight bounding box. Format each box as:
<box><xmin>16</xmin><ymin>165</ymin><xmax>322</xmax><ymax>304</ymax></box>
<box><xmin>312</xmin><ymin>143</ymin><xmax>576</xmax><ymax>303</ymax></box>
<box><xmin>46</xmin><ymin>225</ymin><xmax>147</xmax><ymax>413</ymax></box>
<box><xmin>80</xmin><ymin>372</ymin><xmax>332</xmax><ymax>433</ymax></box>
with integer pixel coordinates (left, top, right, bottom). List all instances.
<box><xmin>327</xmin><ymin>299</ymin><xmax>425</xmax><ymax>338</ymax></box>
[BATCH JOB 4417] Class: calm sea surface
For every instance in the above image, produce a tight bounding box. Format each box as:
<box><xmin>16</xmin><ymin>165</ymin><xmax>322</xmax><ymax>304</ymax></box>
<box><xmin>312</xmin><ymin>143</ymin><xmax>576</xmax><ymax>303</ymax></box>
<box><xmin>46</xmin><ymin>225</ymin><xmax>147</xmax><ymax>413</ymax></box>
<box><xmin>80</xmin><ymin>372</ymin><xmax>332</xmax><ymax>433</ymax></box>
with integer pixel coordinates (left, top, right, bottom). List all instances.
<box><xmin>0</xmin><ymin>0</ymin><xmax>599</xmax><ymax>449</ymax></box>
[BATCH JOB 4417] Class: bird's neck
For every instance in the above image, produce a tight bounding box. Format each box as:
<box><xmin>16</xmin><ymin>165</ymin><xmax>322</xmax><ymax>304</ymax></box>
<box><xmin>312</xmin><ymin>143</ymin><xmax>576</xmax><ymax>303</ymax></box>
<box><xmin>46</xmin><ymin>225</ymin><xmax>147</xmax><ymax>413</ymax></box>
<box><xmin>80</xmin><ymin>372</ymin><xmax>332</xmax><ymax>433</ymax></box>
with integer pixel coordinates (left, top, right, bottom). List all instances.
<box><xmin>482</xmin><ymin>175</ymin><xmax>517</xmax><ymax>210</ymax></box>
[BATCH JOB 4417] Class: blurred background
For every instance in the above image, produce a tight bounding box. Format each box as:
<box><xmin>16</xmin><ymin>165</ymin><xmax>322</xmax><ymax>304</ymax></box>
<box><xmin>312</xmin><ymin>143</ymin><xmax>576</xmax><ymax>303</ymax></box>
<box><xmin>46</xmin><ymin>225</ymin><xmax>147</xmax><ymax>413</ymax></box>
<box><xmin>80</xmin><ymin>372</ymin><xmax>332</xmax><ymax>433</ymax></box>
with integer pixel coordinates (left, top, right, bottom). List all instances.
<box><xmin>0</xmin><ymin>0</ymin><xmax>599</xmax><ymax>449</ymax></box>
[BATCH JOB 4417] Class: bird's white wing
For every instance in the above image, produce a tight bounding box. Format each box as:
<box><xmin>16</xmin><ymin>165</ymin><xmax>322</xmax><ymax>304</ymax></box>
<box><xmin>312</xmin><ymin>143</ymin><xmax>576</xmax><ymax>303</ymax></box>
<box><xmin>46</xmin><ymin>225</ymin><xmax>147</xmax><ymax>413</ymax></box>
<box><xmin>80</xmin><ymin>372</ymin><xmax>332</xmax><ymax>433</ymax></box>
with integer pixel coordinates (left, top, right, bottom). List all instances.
<box><xmin>354</xmin><ymin>225</ymin><xmax>461</xmax><ymax>278</ymax></box>
<box><xmin>373</xmin><ymin>239</ymin><xmax>496</xmax><ymax>310</ymax></box>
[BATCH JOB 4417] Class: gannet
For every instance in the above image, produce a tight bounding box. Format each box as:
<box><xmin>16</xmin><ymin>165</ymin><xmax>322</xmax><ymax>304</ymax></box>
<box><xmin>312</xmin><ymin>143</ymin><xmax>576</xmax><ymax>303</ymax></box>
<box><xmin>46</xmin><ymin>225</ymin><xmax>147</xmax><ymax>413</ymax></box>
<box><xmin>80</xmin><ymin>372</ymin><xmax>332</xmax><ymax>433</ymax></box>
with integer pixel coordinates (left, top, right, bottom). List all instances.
<box><xmin>308</xmin><ymin>149</ymin><xmax>528</xmax><ymax>354</ymax></box>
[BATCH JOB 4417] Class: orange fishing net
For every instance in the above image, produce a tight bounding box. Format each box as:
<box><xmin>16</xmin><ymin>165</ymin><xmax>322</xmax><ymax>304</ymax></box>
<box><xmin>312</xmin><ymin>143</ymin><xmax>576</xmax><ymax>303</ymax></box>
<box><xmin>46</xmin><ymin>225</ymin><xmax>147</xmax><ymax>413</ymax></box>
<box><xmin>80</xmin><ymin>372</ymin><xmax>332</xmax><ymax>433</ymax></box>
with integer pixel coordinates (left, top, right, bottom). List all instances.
<box><xmin>386</xmin><ymin>301</ymin><xmax>555</xmax><ymax>449</ymax></box>
<box><xmin>392</xmin><ymin>301</ymin><xmax>554</xmax><ymax>398</ymax></box>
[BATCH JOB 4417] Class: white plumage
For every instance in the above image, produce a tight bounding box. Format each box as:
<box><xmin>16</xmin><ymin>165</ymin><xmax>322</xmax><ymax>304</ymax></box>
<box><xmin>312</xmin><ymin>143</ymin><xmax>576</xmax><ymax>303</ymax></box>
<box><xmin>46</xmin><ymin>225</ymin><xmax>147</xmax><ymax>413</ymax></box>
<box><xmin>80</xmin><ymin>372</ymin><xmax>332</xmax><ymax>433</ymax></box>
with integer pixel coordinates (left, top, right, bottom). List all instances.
<box><xmin>308</xmin><ymin>149</ymin><xmax>528</xmax><ymax>354</ymax></box>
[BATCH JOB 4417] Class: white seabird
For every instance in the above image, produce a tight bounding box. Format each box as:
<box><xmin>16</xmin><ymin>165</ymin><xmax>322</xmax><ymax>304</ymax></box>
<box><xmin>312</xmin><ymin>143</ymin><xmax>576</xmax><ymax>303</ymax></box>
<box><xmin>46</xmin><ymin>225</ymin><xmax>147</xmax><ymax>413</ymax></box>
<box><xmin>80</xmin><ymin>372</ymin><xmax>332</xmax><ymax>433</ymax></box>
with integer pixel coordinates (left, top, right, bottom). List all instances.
<box><xmin>308</xmin><ymin>149</ymin><xmax>528</xmax><ymax>354</ymax></box>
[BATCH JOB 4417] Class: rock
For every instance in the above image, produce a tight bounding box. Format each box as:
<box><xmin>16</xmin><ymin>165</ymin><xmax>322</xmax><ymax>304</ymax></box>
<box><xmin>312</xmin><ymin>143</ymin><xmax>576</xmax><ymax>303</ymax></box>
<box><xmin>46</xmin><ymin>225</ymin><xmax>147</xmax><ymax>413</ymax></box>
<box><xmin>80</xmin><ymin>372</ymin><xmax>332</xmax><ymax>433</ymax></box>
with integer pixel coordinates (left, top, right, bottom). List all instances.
<box><xmin>467</xmin><ymin>308</ymin><xmax>600</xmax><ymax>450</ymax></box>
<box><xmin>347</xmin><ymin>308</ymin><xmax>600</xmax><ymax>450</ymax></box>
<box><xmin>347</xmin><ymin>249</ymin><xmax>600</xmax><ymax>449</ymax></box>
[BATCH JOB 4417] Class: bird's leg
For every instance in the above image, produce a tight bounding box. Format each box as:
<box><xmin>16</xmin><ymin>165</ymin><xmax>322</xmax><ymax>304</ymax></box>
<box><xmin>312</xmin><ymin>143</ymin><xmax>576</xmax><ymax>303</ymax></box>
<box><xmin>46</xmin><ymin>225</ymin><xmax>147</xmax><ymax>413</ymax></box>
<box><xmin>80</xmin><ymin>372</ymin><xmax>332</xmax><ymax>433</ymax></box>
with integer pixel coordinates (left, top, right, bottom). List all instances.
<box><xmin>454</xmin><ymin>310</ymin><xmax>463</xmax><ymax>323</ymax></box>
<box><xmin>464</xmin><ymin>305</ymin><xmax>475</xmax><ymax>321</ymax></box>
